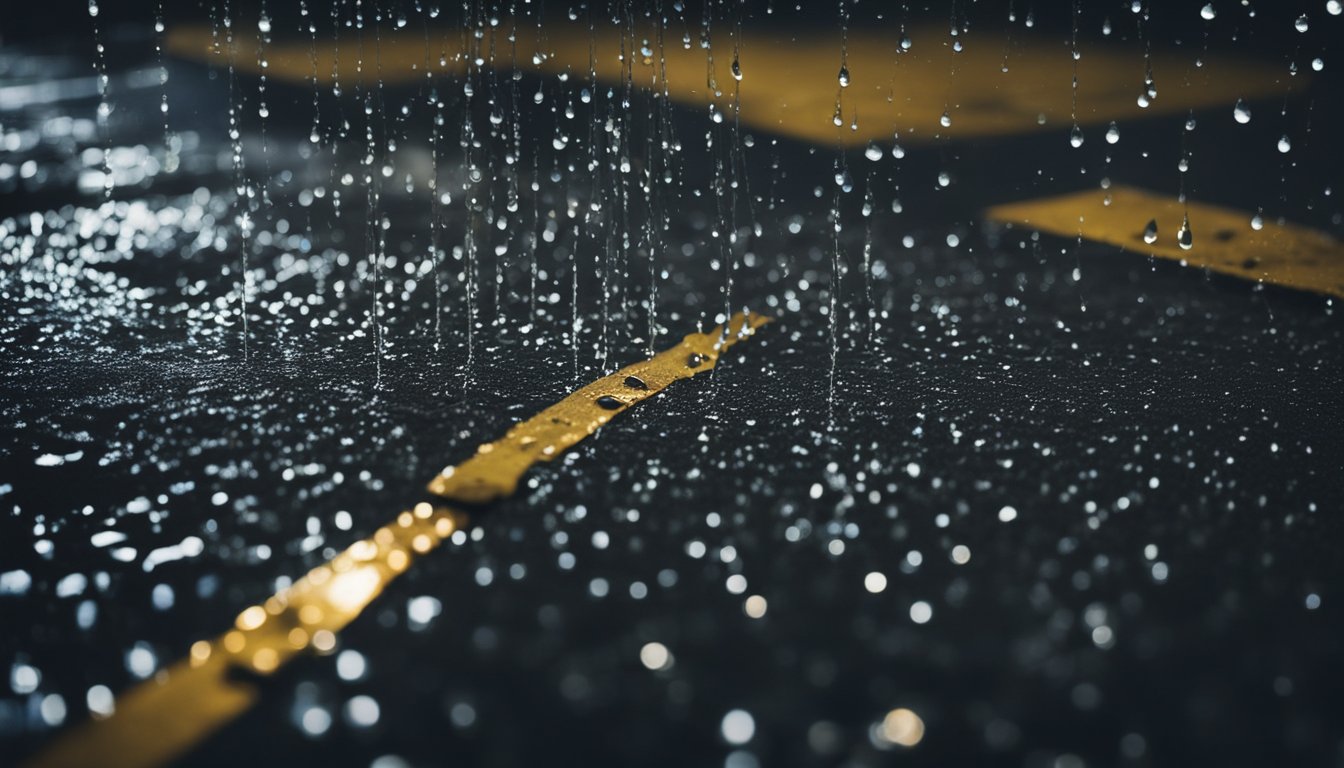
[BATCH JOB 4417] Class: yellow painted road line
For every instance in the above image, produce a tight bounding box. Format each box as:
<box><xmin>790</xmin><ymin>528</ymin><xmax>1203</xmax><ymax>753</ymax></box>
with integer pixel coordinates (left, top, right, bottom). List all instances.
<box><xmin>166</xmin><ymin>23</ymin><xmax>1293</xmax><ymax>146</ymax></box>
<box><xmin>27</xmin><ymin>505</ymin><xmax>467</xmax><ymax>768</ymax></box>
<box><xmin>987</xmin><ymin>186</ymin><xmax>1344</xmax><ymax>299</ymax></box>
<box><xmin>27</xmin><ymin>311</ymin><xmax>772</xmax><ymax>768</ymax></box>
<box><xmin>428</xmin><ymin>311</ymin><xmax>772</xmax><ymax>502</ymax></box>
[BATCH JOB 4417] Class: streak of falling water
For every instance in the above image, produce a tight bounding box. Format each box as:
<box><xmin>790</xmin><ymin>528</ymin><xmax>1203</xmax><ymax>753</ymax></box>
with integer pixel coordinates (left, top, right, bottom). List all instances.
<box><xmin>828</xmin><ymin>162</ymin><xmax>844</xmax><ymax>431</ymax></box>
<box><xmin>728</xmin><ymin>8</ymin><xmax>760</xmax><ymax>347</ymax></box>
<box><xmin>859</xmin><ymin>174</ymin><xmax>878</xmax><ymax>341</ymax></box>
<box><xmin>256</xmin><ymin>1</ymin><xmax>273</xmax><ymax>213</ymax></box>
<box><xmin>299</xmin><ymin>0</ymin><xmax>320</xmax><ymax>260</ymax></box>
<box><xmin>423</xmin><ymin>8</ymin><xmax>444</xmax><ymax>352</ymax></box>
<box><xmin>223</xmin><ymin>1</ymin><xmax>252</xmax><ymax>362</ymax></box>
<box><xmin>327</xmin><ymin>0</ymin><xmax>344</xmax><ymax>223</ymax></box>
<box><xmin>578</xmin><ymin>14</ymin><xmax>608</xmax><ymax>372</ymax></box>
<box><xmin>505</xmin><ymin>2</ymin><xmax>525</xmax><ymax>331</ymax></box>
<box><xmin>88</xmin><ymin>0</ymin><xmax>112</xmax><ymax>199</ymax></box>
<box><xmin>1177</xmin><ymin>114</ymin><xmax>1194</xmax><ymax>251</ymax></box>
<box><xmin>485</xmin><ymin>7</ymin><xmax>508</xmax><ymax>331</ymax></box>
<box><xmin>861</xmin><ymin>173</ymin><xmax>876</xmax><ymax>342</ymax></box>
<box><xmin>430</xmin><ymin>89</ymin><xmax>446</xmax><ymax>352</ymax></box>
<box><xmin>461</xmin><ymin>0</ymin><xmax>480</xmax><ymax>389</ymax></box>
<box><xmin>153</xmin><ymin>1</ymin><xmax>177</xmax><ymax>171</ymax></box>
<box><xmin>304</xmin><ymin>0</ymin><xmax>321</xmax><ymax>145</ymax></box>
<box><xmin>940</xmin><ymin>6</ymin><xmax>964</xmax><ymax>135</ymax></box>
<box><xmin>833</xmin><ymin>0</ymin><xmax>850</xmax><ymax>128</ymax></box>
<box><xmin>1000</xmin><ymin>0</ymin><xmax>1014</xmax><ymax>72</ymax></box>
<box><xmin>354</xmin><ymin>5</ymin><xmax>387</xmax><ymax>389</ymax></box>
<box><xmin>647</xmin><ymin>2</ymin><xmax>678</xmax><ymax>356</ymax></box>
<box><xmin>1135</xmin><ymin>2</ymin><xmax>1157</xmax><ymax>109</ymax></box>
<box><xmin>615</xmin><ymin>4</ymin><xmax>636</xmax><ymax>351</ymax></box>
<box><xmin>371</xmin><ymin>2</ymin><xmax>395</xmax><ymax>389</ymax></box>
<box><xmin>1069</xmin><ymin>1</ymin><xmax>1083</xmax><ymax>148</ymax></box>
<box><xmin>528</xmin><ymin>3</ymin><xmax>545</xmax><ymax>328</ymax></box>
<box><xmin>571</xmin><ymin>216</ymin><xmax>580</xmax><ymax>383</ymax></box>
<box><xmin>717</xmin><ymin>6</ymin><xmax>746</xmax><ymax>348</ymax></box>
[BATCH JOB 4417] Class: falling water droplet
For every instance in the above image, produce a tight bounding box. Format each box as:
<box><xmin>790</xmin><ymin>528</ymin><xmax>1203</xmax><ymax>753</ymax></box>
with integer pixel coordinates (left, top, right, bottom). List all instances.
<box><xmin>1178</xmin><ymin>215</ymin><xmax>1194</xmax><ymax>250</ymax></box>
<box><xmin>1200</xmin><ymin>4</ymin><xmax>1217</xmax><ymax>21</ymax></box>
<box><xmin>1069</xmin><ymin>124</ymin><xmax>1084</xmax><ymax>148</ymax></box>
<box><xmin>864</xmin><ymin>143</ymin><xmax>883</xmax><ymax>162</ymax></box>
<box><xmin>939</xmin><ymin>110</ymin><xmax>952</xmax><ymax>128</ymax></box>
<box><xmin>1329</xmin><ymin>0</ymin><xmax>1343</xmax><ymax>16</ymax></box>
<box><xmin>838</xmin><ymin>65</ymin><xmax>850</xmax><ymax>88</ymax></box>
<box><xmin>1105</xmin><ymin>122</ymin><xmax>1120</xmax><ymax>144</ymax></box>
<box><xmin>1295</xmin><ymin>14</ymin><xmax>1310</xmax><ymax>32</ymax></box>
<box><xmin>1234</xmin><ymin>100</ymin><xmax>1252</xmax><ymax>124</ymax></box>
<box><xmin>1250</xmin><ymin>212</ymin><xmax>1265</xmax><ymax>230</ymax></box>
<box><xmin>1143</xmin><ymin>219</ymin><xmax>1159</xmax><ymax>245</ymax></box>
<box><xmin>731</xmin><ymin>57</ymin><xmax>743</xmax><ymax>81</ymax></box>
<box><xmin>1277</xmin><ymin>135</ymin><xmax>1292</xmax><ymax>153</ymax></box>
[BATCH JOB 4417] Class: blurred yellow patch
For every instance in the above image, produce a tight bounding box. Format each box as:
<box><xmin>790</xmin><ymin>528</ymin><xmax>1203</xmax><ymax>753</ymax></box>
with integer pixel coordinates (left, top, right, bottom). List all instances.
<box><xmin>988</xmin><ymin>186</ymin><xmax>1344</xmax><ymax>299</ymax></box>
<box><xmin>167</xmin><ymin>21</ymin><xmax>1294</xmax><ymax>146</ymax></box>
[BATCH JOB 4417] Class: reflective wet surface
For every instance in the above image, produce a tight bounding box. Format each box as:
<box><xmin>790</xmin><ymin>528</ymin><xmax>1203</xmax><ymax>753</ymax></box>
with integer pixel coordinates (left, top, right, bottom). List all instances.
<box><xmin>2</xmin><ymin>3</ymin><xmax>1344</xmax><ymax>766</ymax></box>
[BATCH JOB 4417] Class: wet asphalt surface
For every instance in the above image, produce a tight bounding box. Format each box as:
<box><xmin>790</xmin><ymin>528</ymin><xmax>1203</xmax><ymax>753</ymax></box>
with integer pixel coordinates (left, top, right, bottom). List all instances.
<box><xmin>2</xmin><ymin>4</ymin><xmax>1344</xmax><ymax>767</ymax></box>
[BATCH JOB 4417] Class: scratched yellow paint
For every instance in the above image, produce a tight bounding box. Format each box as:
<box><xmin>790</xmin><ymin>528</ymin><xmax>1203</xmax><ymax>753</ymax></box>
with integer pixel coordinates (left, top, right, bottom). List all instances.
<box><xmin>167</xmin><ymin>22</ymin><xmax>1293</xmax><ymax>146</ymax></box>
<box><xmin>987</xmin><ymin>186</ymin><xmax>1344</xmax><ymax>299</ymax></box>
<box><xmin>428</xmin><ymin>311</ymin><xmax>772</xmax><ymax>502</ymax></box>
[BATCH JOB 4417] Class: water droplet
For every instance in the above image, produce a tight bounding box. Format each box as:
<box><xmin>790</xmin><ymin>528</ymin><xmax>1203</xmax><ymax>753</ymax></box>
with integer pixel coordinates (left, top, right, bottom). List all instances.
<box><xmin>864</xmin><ymin>143</ymin><xmax>883</xmax><ymax>162</ymax></box>
<box><xmin>1143</xmin><ymin>219</ymin><xmax>1159</xmax><ymax>245</ymax></box>
<box><xmin>1178</xmin><ymin>215</ymin><xmax>1194</xmax><ymax>250</ymax></box>
<box><xmin>1105</xmin><ymin>122</ymin><xmax>1120</xmax><ymax>144</ymax></box>
<box><xmin>686</xmin><ymin>353</ymin><xmax>704</xmax><ymax>368</ymax></box>
<box><xmin>1330</xmin><ymin>0</ymin><xmax>1342</xmax><ymax>16</ymax></box>
<box><xmin>1069</xmin><ymin>124</ymin><xmax>1084</xmax><ymax>148</ymax></box>
<box><xmin>837</xmin><ymin>65</ymin><xmax>850</xmax><ymax>88</ymax></box>
<box><xmin>1200</xmin><ymin>3</ymin><xmax>1217</xmax><ymax>20</ymax></box>
<box><xmin>731</xmin><ymin>57</ymin><xmax>743</xmax><ymax>81</ymax></box>
<box><xmin>939</xmin><ymin>110</ymin><xmax>952</xmax><ymax>128</ymax></box>
<box><xmin>1278</xmin><ymin>135</ymin><xmax>1292</xmax><ymax>153</ymax></box>
<box><xmin>595</xmin><ymin>396</ymin><xmax>624</xmax><ymax>411</ymax></box>
<box><xmin>1295</xmin><ymin>14</ymin><xmax>1310</xmax><ymax>32</ymax></box>
<box><xmin>1234</xmin><ymin>100</ymin><xmax>1252</xmax><ymax>124</ymax></box>
<box><xmin>1250</xmin><ymin>212</ymin><xmax>1264</xmax><ymax>230</ymax></box>
<box><xmin>623</xmin><ymin>375</ymin><xmax>649</xmax><ymax>390</ymax></box>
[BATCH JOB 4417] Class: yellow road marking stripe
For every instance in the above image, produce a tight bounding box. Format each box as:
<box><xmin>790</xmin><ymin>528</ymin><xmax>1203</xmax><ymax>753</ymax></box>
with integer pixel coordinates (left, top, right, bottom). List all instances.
<box><xmin>27</xmin><ymin>311</ymin><xmax>771</xmax><ymax>768</ymax></box>
<box><xmin>987</xmin><ymin>186</ymin><xmax>1344</xmax><ymax>299</ymax></box>
<box><xmin>27</xmin><ymin>506</ymin><xmax>466</xmax><ymax>768</ymax></box>
<box><xmin>428</xmin><ymin>311</ymin><xmax>771</xmax><ymax>502</ymax></box>
<box><xmin>166</xmin><ymin>23</ymin><xmax>1293</xmax><ymax>146</ymax></box>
